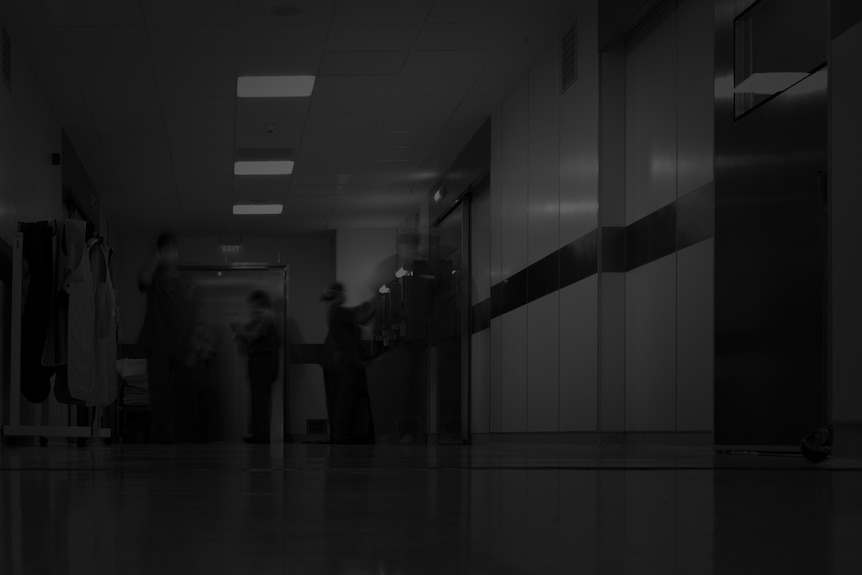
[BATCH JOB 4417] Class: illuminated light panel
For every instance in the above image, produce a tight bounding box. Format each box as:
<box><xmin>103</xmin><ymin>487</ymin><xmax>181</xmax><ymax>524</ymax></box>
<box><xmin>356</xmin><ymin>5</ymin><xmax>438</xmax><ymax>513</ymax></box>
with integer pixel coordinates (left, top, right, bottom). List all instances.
<box><xmin>234</xmin><ymin>160</ymin><xmax>294</xmax><ymax>175</ymax></box>
<box><xmin>233</xmin><ymin>204</ymin><xmax>283</xmax><ymax>215</ymax></box>
<box><xmin>237</xmin><ymin>75</ymin><xmax>316</xmax><ymax>98</ymax></box>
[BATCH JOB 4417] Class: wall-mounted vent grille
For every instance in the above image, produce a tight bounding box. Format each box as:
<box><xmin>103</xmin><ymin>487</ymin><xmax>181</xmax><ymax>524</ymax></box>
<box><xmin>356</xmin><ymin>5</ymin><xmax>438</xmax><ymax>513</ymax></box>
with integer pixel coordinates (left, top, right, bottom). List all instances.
<box><xmin>306</xmin><ymin>419</ymin><xmax>328</xmax><ymax>434</ymax></box>
<box><xmin>561</xmin><ymin>19</ymin><xmax>578</xmax><ymax>94</ymax></box>
<box><xmin>1</xmin><ymin>25</ymin><xmax>11</xmax><ymax>94</ymax></box>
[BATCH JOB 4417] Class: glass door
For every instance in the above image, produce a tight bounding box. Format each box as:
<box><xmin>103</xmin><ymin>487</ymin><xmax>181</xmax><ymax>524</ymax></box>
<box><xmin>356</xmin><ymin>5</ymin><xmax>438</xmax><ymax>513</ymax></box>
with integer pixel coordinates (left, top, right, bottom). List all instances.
<box><xmin>430</xmin><ymin>201</ymin><xmax>470</xmax><ymax>444</ymax></box>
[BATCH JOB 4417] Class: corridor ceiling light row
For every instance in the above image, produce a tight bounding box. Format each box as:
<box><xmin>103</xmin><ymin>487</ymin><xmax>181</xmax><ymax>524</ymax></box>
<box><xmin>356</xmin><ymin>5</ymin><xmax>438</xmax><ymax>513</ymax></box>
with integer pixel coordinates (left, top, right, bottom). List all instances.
<box><xmin>233</xmin><ymin>204</ymin><xmax>284</xmax><ymax>215</ymax></box>
<box><xmin>236</xmin><ymin>75</ymin><xmax>316</xmax><ymax>98</ymax></box>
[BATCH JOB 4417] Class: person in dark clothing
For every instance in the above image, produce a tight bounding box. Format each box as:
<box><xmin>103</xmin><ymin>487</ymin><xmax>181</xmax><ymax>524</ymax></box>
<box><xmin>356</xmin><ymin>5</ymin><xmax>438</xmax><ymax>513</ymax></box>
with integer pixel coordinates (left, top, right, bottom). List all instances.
<box><xmin>320</xmin><ymin>282</ymin><xmax>376</xmax><ymax>445</ymax></box>
<box><xmin>232</xmin><ymin>290</ymin><xmax>280</xmax><ymax>445</ymax></box>
<box><xmin>137</xmin><ymin>232</ymin><xmax>193</xmax><ymax>445</ymax></box>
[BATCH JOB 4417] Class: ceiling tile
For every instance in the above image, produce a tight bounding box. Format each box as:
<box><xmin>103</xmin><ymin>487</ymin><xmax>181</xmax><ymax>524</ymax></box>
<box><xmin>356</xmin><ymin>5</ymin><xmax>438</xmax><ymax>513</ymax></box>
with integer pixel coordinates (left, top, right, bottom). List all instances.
<box><xmin>471</xmin><ymin>49</ymin><xmax>541</xmax><ymax>94</ymax></box>
<box><xmin>238</xmin><ymin>0</ymin><xmax>336</xmax><ymax>26</ymax></box>
<box><xmin>171</xmin><ymin>147</ymin><xmax>235</xmax><ymax>164</ymax></box>
<box><xmin>74</xmin><ymin>52</ymin><xmax>154</xmax><ymax>78</ymax></box>
<box><xmin>163</xmin><ymin>98</ymin><xmax>235</xmax><ymax>117</ymax></box>
<box><xmin>391</xmin><ymin>74</ymin><xmax>475</xmax><ymax>96</ymax></box>
<box><xmin>428</xmin><ymin>0</ymin><xmax>528</xmax><ymax>23</ymax></box>
<box><xmin>56</xmin><ymin>26</ymin><xmax>150</xmax><ymax>54</ymax></box>
<box><xmin>236</xmin><ymin>131</ymin><xmax>302</xmax><ymax>150</ymax></box>
<box><xmin>46</xmin><ymin>0</ymin><xmax>145</xmax><ymax>27</ymax></box>
<box><xmin>93</xmin><ymin>114</ymin><xmax>165</xmax><ymax>135</ymax></box>
<box><xmin>320</xmin><ymin>51</ymin><xmax>406</xmax><ymax>76</ymax></box>
<box><xmin>233</xmin><ymin>179</ymin><xmax>288</xmax><ymax>203</ymax></box>
<box><xmin>313</xmin><ymin>76</ymin><xmax>396</xmax><ymax>98</ymax></box>
<box><xmin>168</xmin><ymin>132</ymin><xmax>235</xmax><ymax>149</ymax></box>
<box><xmin>309</xmin><ymin>95</ymin><xmax>388</xmax><ymax>116</ymax></box>
<box><xmin>334</xmin><ymin>0</ymin><xmax>433</xmax><ymax>23</ymax></box>
<box><xmin>165</xmin><ymin>115</ymin><xmax>235</xmax><ymax>134</ymax></box>
<box><xmin>173</xmin><ymin>163</ymin><xmax>235</xmax><ymax>176</ymax></box>
<box><xmin>414</xmin><ymin>23</ymin><xmax>523</xmax><ymax>51</ymax></box>
<box><xmin>143</xmin><ymin>0</ymin><xmax>238</xmax><ymax>26</ymax></box>
<box><xmin>148</xmin><ymin>26</ymin><xmax>237</xmax><ymax>53</ymax></box>
<box><xmin>403</xmin><ymin>50</ymin><xmax>493</xmax><ymax>75</ymax></box>
<box><xmin>238</xmin><ymin>25</ymin><xmax>329</xmax><ymax>52</ymax></box>
<box><xmin>155</xmin><ymin>53</ymin><xmax>238</xmax><ymax>77</ymax></box>
<box><xmin>456</xmin><ymin>89</ymin><xmax>504</xmax><ymax>116</ymax></box>
<box><xmin>79</xmin><ymin>76</ymin><xmax>161</xmax><ymax>102</ymax></box>
<box><xmin>236</xmin><ymin>99</ymin><xmax>311</xmax><ymax>118</ymax></box>
<box><xmin>158</xmin><ymin>76</ymin><xmax>236</xmax><ymax>99</ymax></box>
<box><xmin>236</xmin><ymin>52</ymin><xmax>321</xmax><ymax>76</ymax></box>
<box><xmin>290</xmin><ymin>173</ymin><xmax>351</xmax><ymax>186</ymax></box>
<box><xmin>175</xmin><ymin>175</ymin><xmax>233</xmax><ymax>197</ymax></box>
<box><xmin>327</xmin><ymin>24</ymin><xmax>421</xmax><ymax>51</ymax></box>
<box><xmin>288</xmin><ymin>184</ymin><xmax>343</xmax><ymax>196</ymax></box>
<box><xmin>102</xmin><ymin>132</ymin><xmax>170</xmax><ymax>150</ymax></box>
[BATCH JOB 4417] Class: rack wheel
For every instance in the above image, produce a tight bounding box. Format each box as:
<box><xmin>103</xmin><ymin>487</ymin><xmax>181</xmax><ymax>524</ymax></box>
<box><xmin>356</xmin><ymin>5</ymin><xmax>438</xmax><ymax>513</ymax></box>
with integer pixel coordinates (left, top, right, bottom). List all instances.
<box><xmin>39</xmin><ymin>436</ymin><xmax>48</xmax><ymax>447</ymax></box>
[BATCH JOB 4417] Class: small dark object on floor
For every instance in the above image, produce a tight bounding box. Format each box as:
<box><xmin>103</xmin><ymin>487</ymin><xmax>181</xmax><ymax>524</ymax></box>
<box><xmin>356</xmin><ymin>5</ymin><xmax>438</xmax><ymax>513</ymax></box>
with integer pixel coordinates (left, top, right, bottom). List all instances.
<box><xmin>801</xmin><ymin>425</ymin><xmax>833</xmax><ymax>463</ymax></box>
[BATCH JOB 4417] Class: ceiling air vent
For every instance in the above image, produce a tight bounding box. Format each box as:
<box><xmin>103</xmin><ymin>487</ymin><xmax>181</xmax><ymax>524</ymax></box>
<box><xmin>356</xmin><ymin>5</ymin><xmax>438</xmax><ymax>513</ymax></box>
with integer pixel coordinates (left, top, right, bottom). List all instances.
<box><xmin>1</xmin><ymin>25</ymin><xmax>11</xmax><ymax>94</ymax></box>
<box><xmin>561</xmin><ymin>19</ymin><xmax>578</xmax><ymax>94</ymax></box>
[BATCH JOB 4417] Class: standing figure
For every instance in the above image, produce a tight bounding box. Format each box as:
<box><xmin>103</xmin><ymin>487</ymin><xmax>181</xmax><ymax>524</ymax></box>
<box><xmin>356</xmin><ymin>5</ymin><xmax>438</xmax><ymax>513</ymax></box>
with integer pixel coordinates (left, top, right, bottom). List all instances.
<box><xmin>137</xmin><ymin>232</ymin><xmax>193</xmax><ymax>444</ymax></box>
<box><xmin>320</xmin><ymin>282</ymin><xmax>376</xmax><ymax>445</ymax></box>
<box><xmin>232</xmin><ymin>290</ymin><xmax>280</xmax><ymax>445</ymax></box>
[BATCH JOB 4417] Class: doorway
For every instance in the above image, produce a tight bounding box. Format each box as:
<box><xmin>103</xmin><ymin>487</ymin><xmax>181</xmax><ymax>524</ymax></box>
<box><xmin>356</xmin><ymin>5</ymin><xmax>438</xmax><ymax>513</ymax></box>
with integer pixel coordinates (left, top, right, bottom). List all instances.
<box><xmin>430</xmin><ymin>201</ymin><xmax>471</xmax><ymax>444</ymax></box>
<box><xmin>180</xmin><ymin>266</ymin><xmax>288</xmax><ymax>442</ymax></box>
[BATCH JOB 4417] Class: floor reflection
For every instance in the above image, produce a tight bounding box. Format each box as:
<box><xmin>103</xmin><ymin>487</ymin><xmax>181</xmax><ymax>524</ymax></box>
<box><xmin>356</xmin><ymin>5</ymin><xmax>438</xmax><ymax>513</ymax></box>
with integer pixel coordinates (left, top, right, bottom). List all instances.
<box><xmin>1</xmin><ymin>444</ymin><xmax>859</xmax><ymax>574</ymax></box>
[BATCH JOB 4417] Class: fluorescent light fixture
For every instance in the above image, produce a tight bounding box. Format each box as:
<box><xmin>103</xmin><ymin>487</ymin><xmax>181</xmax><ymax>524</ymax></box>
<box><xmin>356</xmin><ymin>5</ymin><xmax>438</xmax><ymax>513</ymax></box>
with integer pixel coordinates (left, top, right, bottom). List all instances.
<box><xmin>734</xmin><ymin>72</ymin><xmax>809</xmax><ymax>94</ymax></box>
<box><xmin>233</xmin><ymin>204</ymin><xmax>283</xmax><ymax>215</ymax></box>
<box><xmin>234</xmin><ymin>160</ymin><xmax>294</xmax><ymax>176</ymax></box>
<box><xmin>237</xmin><ymin>75</ymin><xmax>316</xmax><ymax>98</ymax></box>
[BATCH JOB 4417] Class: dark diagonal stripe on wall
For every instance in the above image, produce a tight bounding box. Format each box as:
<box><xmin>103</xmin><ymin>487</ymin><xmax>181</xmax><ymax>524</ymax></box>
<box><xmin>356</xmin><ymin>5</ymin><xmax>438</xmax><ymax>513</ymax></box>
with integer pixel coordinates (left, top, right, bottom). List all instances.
<box><xmin>470</xmin><ymin>183</ymin><xmax>715</xmax><ymax>333</ymax></box>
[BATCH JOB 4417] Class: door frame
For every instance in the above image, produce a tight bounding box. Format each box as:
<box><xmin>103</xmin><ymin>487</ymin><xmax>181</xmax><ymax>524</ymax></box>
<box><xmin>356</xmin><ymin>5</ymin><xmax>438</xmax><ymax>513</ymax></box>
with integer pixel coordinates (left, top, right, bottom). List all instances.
<box><xmin>179</xmin><ymin>264</ymin><xmax>289</xmax><ymax>442</ymax></box>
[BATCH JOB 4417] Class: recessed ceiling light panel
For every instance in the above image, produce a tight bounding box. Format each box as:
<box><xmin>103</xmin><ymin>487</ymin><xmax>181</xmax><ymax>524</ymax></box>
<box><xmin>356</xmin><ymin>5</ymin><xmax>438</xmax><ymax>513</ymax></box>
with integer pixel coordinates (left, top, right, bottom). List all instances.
<box><xmin>237</xmin><ymin>75</ymin><xmax>315</xmax><ymax>98</ymax></box>
<box><xmin>234</xmin><ymin>160</ymin><xmax>295</xmax><ymax>175</ymax></box>
<box><xmin>233</xmin><ymin>204</ymin><xmax>284</xmax><ymax>215</ymax></box>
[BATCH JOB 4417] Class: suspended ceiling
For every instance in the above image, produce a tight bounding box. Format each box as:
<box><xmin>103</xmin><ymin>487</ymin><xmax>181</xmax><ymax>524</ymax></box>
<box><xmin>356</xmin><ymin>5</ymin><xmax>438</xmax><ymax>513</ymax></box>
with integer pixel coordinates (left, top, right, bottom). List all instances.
<box><xmin>3</xmin><ymin>0</ymin><xmax>577</xmax><ymax>236</ymax></box>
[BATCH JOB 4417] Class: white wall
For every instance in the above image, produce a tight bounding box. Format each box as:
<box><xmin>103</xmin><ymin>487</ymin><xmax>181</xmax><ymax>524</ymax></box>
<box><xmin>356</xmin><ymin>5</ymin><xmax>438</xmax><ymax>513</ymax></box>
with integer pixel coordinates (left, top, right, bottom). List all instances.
<box><xmin>624</xmin><ymin>0</ymin><xmax>714</xmax><ymax>432</ymax></box>
<box><xmin>479</xmin><ymin>0</ymin><xmax>713</xmax><ymax>436</ymax></box>
<box><xmin>335</xmin><ymin>228</ymin><xmax>397</xmax><ymax>307</ymax></box>
<box><xmin>115</xmin><ymin>233</ymin><xmax>335</xmax><ymax>437</ymax></box>
<box><xmin>831</xmin><ymin>19</ymin><xmax>862</xmax><ymax>425</ymax></box>
<box><xmin>0</xmin><ymin>42</ymin><xmax>62</xmax><ymax>247</ymax></box>
<box><xmin>484</xmin><ymin>0</ymin><xmax>601</xmax><ymax>434</ymax></box>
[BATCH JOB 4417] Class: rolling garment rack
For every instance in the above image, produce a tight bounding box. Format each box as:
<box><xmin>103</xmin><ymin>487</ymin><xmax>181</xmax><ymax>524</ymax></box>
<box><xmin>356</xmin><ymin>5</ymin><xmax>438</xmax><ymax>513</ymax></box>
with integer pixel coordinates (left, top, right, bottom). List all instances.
<box><xmin>2</xmin><ymin>223</ymin><xmax>113</xmax><ymax>445</ymax></box>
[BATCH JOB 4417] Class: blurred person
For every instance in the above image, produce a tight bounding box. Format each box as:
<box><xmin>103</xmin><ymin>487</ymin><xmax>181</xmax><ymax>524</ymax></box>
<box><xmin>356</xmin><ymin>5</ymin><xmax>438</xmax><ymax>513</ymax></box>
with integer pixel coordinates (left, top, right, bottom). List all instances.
<box><xmin>178</xmin><ymin>321</ymin><xmax>215</xmax><ymax>443</ymax></box>
<box><xmin>232</xmin><ymin>290</ymin><xmax>280</xmax><ymax>445</ymax></box>
<box><xmin>320</xmin><ymin>282</ymin><xmax>376</xmax><ymax>445</ymax></box>
<box><xmin>137</xmin><ymin>231</ymin><xmax>193</xmax><ymax>444</ymax></box>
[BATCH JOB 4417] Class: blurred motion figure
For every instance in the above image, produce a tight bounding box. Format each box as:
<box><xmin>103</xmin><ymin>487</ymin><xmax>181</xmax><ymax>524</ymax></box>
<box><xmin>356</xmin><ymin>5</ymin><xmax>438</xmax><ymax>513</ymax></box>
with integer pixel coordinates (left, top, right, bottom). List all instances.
<box><xmin>320</xmin><ymin>282</ymin><xmax>376</xmax><ymax>445</ymax></box>
<box><xmin>137</xmin><ymin>231</ymin><xmax>193</xmax><ymax>444</ymax></box>
<box><xmin>232</xmin><ymin>290</ymin><xmax>280</xmax><ymax>444</ymax></box>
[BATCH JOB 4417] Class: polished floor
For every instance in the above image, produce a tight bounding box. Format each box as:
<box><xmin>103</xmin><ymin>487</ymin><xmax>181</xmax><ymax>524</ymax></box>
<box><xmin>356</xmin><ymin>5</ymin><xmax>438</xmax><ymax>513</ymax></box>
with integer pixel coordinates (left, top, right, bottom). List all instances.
<box><xmin>1</xmin><ymin>441</ymin><xmax>861</xmax><ymax>575</ymax></box>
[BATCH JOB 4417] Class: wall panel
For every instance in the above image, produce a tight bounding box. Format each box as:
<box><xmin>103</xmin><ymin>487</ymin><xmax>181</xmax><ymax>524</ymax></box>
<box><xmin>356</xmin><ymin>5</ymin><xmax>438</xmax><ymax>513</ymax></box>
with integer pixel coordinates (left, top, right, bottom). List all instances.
<box><xmin>527</xmin><ymin>293</ymin><xmax>560</xmax><ymax>432</ymax></box>
<box><xmin>472</xmin><ymin>329</ymin><xmax>491</xmax><ymax>433</ymax></box>
<box><xmin>499</xmin><ymin>76</ymin><xmax>529</xmax><ymax>279</ymax></box>
<box><xmin>676</xmin><ymin>0</ymin><xmax>714</xmax><ymax>196</ymax></box>
<box><xmin>489</xmin><ymin>316</ymin><xmax>503</xmax><ymax>432</ymax></box>
<box><xmin>625</xmin><ymin>5</ymin><xmax>677</xmax><ymax>224</ymax></box>
<box><xmin>501</xmin><ymin>306</ymin><xmax>528</xmax><ymax>432</ymax></box>
<box><xmin>676</xmin><ymin>239</ymin><xmax>714</xmax><ymax>431</ymax></box>
<box><xmin>527</xmin><ymin>42</ymin><xmax>561</xmax><ymax>265</ymax></box>
<box><xmin>559</xmin><ymin>276</ymin><xmax>599</xmax><ymax>431</ymax></box>
<box><xmin>625</xmin><ymin>254</ymin><xmax>677</xmax><ymax>431</ymax></box>
<box><xmin>560</xmin><ymin>0</ymin><xmax>601</xmax><ymax>246</ymax></box>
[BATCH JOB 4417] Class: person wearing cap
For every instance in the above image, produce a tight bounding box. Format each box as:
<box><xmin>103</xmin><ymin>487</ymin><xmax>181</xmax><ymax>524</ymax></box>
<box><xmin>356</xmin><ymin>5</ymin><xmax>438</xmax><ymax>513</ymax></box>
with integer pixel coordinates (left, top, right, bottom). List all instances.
<box><xmin>320</xmin><ymin>282</ymin><xmax>376</xmax><ymax>444</ymax></box>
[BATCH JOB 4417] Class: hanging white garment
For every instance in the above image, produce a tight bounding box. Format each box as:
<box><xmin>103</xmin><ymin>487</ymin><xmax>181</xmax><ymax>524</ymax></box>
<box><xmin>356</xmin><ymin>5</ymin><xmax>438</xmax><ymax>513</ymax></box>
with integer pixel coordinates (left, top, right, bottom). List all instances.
<box><xmin>67</xmin><ymin>229</ymin><xmax>97</xmax><ymax>404</ymax></box>
<box><xmin>92</xmin><ymin>242</ymin><xmax>118</xmax><ymax>406</ymax></box>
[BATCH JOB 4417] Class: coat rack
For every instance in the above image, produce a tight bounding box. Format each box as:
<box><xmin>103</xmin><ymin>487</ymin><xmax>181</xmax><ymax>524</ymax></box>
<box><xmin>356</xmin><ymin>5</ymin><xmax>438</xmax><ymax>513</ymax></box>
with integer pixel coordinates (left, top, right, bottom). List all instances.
<box><xmin>2</xmin><ymin>226</ymin><xmax>112</xmax><ymax>445</ymax></box>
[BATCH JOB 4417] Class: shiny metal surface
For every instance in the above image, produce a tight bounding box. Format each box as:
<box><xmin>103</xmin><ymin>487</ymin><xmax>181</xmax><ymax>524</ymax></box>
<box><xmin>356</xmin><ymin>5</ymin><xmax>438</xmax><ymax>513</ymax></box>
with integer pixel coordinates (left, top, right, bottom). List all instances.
<box><xmin>1</xmin><ymin>443</ymin><xmax>861</xmax><ymax>575</ymax></box>
<box><xmin>180</xmin><ymin>268</ymin><xmax>287</xmax><ymax>442</ymax></box>
<box><xmin>714</xmin><ymin>0</ymin><xmax>829</xmax><ymax>446</ymax></box>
